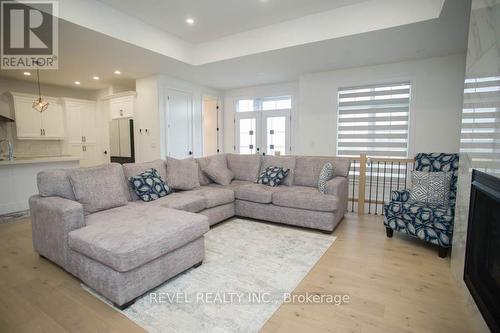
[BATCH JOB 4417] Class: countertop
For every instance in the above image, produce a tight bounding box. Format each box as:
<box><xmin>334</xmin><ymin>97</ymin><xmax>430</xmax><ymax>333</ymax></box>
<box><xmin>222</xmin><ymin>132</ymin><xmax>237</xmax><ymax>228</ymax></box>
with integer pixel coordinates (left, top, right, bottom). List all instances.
<box><xmin>0</xmin><ymin>155</ymin><xmax>80</xmax><ymax>166</ymax></box>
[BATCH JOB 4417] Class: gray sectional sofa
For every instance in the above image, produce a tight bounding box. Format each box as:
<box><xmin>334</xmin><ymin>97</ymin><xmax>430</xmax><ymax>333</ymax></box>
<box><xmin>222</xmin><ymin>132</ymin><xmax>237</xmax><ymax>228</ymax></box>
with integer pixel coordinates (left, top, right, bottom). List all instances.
<box><xmin>30</xmin><ymin>154</ymin><xmax>349</xmax><ymax>309</ymax></box>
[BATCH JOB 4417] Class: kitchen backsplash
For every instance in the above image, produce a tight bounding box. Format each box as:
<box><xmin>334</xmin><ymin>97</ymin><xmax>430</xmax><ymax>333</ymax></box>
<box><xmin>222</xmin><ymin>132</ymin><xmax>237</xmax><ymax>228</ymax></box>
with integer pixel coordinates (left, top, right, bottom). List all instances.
<box><xmin>0</xmin><ymin>121</ymin><xmax>65</xmax><ymax>157</ymax></box>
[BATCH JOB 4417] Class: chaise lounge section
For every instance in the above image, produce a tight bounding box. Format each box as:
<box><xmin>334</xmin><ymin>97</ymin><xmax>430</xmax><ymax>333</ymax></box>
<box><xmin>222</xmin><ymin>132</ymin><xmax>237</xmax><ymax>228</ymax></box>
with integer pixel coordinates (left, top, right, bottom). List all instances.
<box><xmin>30</xmin><ymin>154</ymin><xmax>349</xmax><ymax>308</ymax></box>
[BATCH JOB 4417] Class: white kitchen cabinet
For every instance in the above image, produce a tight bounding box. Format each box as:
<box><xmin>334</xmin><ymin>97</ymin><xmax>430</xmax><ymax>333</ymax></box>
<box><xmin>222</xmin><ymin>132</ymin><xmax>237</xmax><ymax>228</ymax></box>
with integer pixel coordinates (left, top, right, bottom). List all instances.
<box><xmin>68</xmin><ymin>143</ymin><xmax>98</xmax><ymax>167</ymax></box>
<box><xmin>63</xmin><ymin>99</ymin><xmax>102</xmax><ymax>167</ymax></box>
<box><xmin>110</xmin><ymin>96</ymin><xmax>134</xmax><ymax>119</ymax></box>
<box><xmin>63</xmin><ymin>99</ymin><xmax>97</xmax><ymax>144</ymax></box>
<box><xmin>11</xmin><ymin>93</ymin><xmax>65</xmax><ymax>139</ymax></box>
<box><xmin>41</xmin><ymin>101</ymin><xmax>65</xmax><ymax>138</ymax></box>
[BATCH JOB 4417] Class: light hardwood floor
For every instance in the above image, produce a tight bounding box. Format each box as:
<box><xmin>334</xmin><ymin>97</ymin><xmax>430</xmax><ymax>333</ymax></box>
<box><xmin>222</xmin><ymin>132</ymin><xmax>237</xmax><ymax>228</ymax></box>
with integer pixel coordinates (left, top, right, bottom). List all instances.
<box><xmin>0</xmin><ymin>214</ymin><xmax>473</xmax><ymax>333</ymax></box>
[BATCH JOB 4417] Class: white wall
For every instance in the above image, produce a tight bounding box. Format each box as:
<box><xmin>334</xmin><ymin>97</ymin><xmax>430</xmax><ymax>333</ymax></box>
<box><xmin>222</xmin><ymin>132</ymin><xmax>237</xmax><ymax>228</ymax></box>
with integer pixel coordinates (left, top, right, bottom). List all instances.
<box><xmin>223</xmin><ymin>53</ymin><xmax>466</xmax><ymax>157</ymax></box>
<box><xmin>135</xmin><ymin>74</ymin><xmax>221</xmax><ymax>162</ymax></box>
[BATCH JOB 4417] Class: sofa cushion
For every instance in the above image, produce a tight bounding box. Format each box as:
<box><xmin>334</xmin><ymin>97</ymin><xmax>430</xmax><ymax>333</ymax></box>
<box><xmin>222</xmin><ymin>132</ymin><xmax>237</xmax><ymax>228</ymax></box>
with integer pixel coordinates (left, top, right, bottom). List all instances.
<box><xmin>128</xmin><ymin>168</ymin><xmax>172</xmax><ymax>202</ymax></box>
<box><xmin>123</xmin><ymin>160</ymin><xmax>168</xmax><ymax>201</ymax></box>
<box><xmin>196</xmin><ymin>154</ymin><xmax>227</xmax><ymax>186</ymax></box>
<box><xmin>135</xmin><ymin>192</ymin><xmax>206</xmax><ymax>213</ymax></box>
<box><xmin>294</xmin><ymin>156</ymin><xmax>350</xmax><ymax>187</ymax></box>
<box><xmin>68</xmin><ymin>163</ymin><xmax>130</xmax><ymax>215</ymax></box>
<box><xmin>256</xmin><ymin>166</ymin><xmax>290</xmax><ymax>187</ymax></box>
<box><xmin>189</xmin><ymin>186</ymin><xmax>235</xmax><ymax>208</ymax></box>
<box><xmin>272</xmin><ymin>187</ymin><xmax>339</xmax><ymax>212</ymax></box>
<box><xmin>226</xmin><ymin>154</ymin><xmax>262</xmax><ymax>182</ymax></box>
<box><xmin>37</xmin><ymin>169</ymin><xmax>76</xmax><ymax>200</ymax></box>
<box><xmin>70</xmin><ymin>205</ymin><xmax>209</xmax><ymax>272</ymax></box>
<box><xmin>232</xmin><ymin>183</ymin><xmax>282</xmax><ymax>204</ymax></box>
<box><xmin>165</xmin><ymin>157</ymin><xmax>200</xmax><ymax>190</ymax></box>
<box><xmin>202</xmin><ymin>158</ymin><xmax>234</xmax><ymax>186</ymax></box>
<box><xmin>260</xmin><ymin>156</ymin><xmax>296</xmax><ymax>186</ymax></box>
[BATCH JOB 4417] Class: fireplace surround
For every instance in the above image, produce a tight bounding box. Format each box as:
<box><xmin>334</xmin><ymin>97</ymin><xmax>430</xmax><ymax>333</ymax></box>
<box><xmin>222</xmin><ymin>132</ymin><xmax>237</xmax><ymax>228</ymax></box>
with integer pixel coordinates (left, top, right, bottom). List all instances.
<box><xmin>464</xmin><ymin>170</ymin><xmax>500</xmax><ymax>332</ymax></box>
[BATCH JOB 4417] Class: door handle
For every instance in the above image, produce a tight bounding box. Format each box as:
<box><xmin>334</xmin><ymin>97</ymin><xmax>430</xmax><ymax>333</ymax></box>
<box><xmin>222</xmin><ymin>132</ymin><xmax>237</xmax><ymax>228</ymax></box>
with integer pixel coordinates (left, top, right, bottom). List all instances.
<box><xmin>188</xmin><ymin>151</ymin><xmax>193</xmax><ymax>155</ymax></box>
<box><xmin>41</xmin><ymin>129</ymin><xmax>43</xmax><ymax>136</ymax></box>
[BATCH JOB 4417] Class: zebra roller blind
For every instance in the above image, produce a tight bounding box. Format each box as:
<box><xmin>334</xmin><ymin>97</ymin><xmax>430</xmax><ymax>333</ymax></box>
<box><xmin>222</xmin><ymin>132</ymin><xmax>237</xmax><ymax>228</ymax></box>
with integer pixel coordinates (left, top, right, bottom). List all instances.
<box><xmin>461</xmin><ymin>76</ymin><xmax>500</xmax><ymax>174</ymax></box>
<box><xmin>337</xmin><ymin>82</ymin><xmax>411</xmax><ymax>157</ymax></box>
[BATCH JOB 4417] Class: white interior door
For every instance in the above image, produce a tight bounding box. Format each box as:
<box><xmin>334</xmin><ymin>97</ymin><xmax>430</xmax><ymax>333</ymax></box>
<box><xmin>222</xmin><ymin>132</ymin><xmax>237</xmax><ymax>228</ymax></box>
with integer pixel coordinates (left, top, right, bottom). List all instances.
<box><xmin>203</xmin><ymin>97</ymin><xmax>218</xmax><ymax>156</ymax></box>
<box><xmin>166</xmin><ymin>89</ymin><xmax>193</xmax><ymax>158</ymax></box>
<box><xmin>235</xmin><ymin>110</ymin><xmax>290</xmax><ymax>155</ymax></box>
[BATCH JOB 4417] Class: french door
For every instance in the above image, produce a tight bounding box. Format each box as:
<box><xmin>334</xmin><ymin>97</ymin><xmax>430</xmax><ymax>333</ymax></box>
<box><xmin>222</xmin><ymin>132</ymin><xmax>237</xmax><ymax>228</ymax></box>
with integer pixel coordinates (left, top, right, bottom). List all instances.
<box><xmin>235</xmin><ymin>110</ymin><xmax>290</xmax><ymax>155</ymax></box>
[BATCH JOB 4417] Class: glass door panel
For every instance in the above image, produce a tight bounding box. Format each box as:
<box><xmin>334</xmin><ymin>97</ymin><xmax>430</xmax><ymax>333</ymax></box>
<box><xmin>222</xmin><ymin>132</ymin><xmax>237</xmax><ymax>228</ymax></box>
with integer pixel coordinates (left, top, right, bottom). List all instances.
<box><xmin>266</xmin><ymin>116</ymin><xmax>287</xmax><ymax>156</ymax></box>
<box><xmin>262</xmin><ymin>110</ymin><xmax>290</xmax><ymax>156</ymax></box>
<box><xmin>238</xmin><ymin>117</ymin><xmax>257</xmax><ymax>155</ymax></box>
<box><xmin>235</xmin><ymin>109</ymin><xmax>290</xmax><ymax>155</ymax></box>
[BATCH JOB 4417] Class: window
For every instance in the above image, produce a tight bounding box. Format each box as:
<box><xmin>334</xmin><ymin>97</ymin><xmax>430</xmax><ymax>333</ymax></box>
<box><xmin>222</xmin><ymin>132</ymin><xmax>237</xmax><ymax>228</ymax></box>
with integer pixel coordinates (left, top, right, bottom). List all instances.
<box><xmin>336</xmin><ymin>82</ymin><xmax>411</xmax><ymax>157</ymax></box>
<box><xmin>236</xmin><ymin>96</ymin><xmax>291</xmax><ymax>112</ymax></box>
<box><xmin>461</xmin><ymin>76</ymin><xmax>500</xmax><ymax>174</ymax></box>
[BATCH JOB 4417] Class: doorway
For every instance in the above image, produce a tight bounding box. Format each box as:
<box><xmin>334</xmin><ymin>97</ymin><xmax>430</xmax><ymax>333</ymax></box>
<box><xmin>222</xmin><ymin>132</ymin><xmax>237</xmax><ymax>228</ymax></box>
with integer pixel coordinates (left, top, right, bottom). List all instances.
<box><xmin>235</xmin><ymin>109</ymin><xmax>290</xmax><ymax>156</ymax></box>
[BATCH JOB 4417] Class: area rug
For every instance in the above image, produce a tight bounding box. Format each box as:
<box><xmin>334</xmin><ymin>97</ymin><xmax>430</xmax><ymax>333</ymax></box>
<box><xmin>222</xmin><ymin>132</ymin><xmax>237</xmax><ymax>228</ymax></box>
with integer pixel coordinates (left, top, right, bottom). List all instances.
<box><xmin>84</xmin><ymin>218</ymin><xmax>335</xmax><ymax>333</ymax></box>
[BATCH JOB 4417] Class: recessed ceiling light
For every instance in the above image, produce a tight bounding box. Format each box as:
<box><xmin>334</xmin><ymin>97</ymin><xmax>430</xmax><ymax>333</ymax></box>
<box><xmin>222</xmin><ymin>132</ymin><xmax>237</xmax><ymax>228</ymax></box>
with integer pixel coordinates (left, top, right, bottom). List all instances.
<box><xmin>74</xmin><ymin>81</ymin><xmax>81</xmax><ymax>85</ymax></box>
<box><xmin>92</xmin><ymin>76</ymin><xmax>100</xmax><ymax>80</ymax></box>
<box><xmin>114</xmin><ymin>70</ymin><xmax>121</xmax><ymax>75</ymax></box>
<box><xmin>186</xmin><ymin>18</ymin><xmax>195</xmax><ymax>25</ymax></box>
<box><xmin>23</xmin><ymin>72</ymin><xmax>31</xmax><ymax>76</ymax></box>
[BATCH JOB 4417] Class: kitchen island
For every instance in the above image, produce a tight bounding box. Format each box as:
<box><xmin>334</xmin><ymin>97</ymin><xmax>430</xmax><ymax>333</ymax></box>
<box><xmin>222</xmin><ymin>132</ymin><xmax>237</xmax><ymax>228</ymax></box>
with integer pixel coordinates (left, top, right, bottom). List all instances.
<box><xmin>0</xmin><ymin>156</ymin><xmax>80</xmax><ymax>216</ymax></box>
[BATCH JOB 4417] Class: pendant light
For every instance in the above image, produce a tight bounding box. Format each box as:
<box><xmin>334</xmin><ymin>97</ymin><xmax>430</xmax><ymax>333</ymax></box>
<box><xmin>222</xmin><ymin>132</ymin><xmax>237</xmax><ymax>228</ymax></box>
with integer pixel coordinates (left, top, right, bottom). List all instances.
<box><xmin>32</xmin><ymin>63</ymin><xmax>49</xmax><ymax>112</ymax></box>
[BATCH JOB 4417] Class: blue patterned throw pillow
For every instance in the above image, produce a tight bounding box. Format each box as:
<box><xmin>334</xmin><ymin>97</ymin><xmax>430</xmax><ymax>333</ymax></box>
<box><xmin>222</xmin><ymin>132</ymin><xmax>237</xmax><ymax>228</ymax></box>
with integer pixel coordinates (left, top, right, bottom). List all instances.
<box><xmin>318</xmin><ymin>162</ymin><xmax>335</xmax><ymax>194</ymax></box>
<box><xmin>256</xmin><ymin>166</ymin><xmax>289</xmax><ymax>187</ymax></box>
<box><xmin>128</xmin><ymin>168</ymin><xmax>171</xmax><ymax>202</ymax></box>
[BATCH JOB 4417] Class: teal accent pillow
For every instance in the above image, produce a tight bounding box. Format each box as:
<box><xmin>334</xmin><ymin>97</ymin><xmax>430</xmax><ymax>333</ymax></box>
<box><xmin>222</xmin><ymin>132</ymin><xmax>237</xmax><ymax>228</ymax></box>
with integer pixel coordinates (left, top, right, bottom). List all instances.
<box><xmin>256</xmin><ymin>166</ymin><xmax>289</xmax><ymax>187</ymax></box>
<box><xmin>128</xmin><ymin>168</ymin><xmax>171</xmax><ymax>202</ymax></box>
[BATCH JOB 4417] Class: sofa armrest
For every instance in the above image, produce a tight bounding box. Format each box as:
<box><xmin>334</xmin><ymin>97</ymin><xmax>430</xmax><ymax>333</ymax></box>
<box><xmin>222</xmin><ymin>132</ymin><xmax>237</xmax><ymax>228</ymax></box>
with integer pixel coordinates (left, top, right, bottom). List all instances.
<box><xmin>325</xmin><ymin>177</ymin><xmax>349</xmax><ymax>215</ymax></box>
<box><xmin>29</xmin><ymin>195</ymin><xmax>85</xmax><ymax>270</ymax></box>
<box><xmin>391</xmin><ymin>189</ymin><xmax>410</xmax><ymax>202</ymax></box>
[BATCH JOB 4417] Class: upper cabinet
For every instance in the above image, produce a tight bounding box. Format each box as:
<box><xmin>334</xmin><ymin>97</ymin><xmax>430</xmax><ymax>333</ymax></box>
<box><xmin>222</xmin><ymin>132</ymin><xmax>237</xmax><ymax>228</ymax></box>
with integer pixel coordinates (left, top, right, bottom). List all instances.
<box><xmin>11</xmin><ymin>93</ymin><xmax>65</xmax><ymax>140</ymax></box>
<box><xmin>104</xmin><ymin>91</ymin><xmax>136</xmax><ymax>119</ymax></box>
<box><xmin>62</xmin><ymin>98</ymin><xmax>97</xmax><ymax>144</ymax></box>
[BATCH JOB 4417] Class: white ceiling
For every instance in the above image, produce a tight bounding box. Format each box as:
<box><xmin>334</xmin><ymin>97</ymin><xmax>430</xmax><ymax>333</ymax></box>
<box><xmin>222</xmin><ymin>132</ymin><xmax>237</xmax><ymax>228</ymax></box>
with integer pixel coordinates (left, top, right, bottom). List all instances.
<box><xmin>97</xmin><ymin>0</ymin><xmax>368</xmax><ymax>43</ymax></box>
<box><xmin>0</xmin><ymin>0</ymin><xmax>470</xmax><ymax>91</ymax></box>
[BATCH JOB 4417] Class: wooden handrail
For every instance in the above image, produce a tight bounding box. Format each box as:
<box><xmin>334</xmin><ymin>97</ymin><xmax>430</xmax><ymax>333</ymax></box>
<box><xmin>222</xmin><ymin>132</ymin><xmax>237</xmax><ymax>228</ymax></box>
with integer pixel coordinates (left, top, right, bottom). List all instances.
<box><xmin>368</xmin><ymin>157</ymin><xmax>414</xmax><ymax>163</ymax></box>
<box><xmin>357</xmin><ymin>153</ymin><xmax>367</xmax><ymax>216</ymax></box>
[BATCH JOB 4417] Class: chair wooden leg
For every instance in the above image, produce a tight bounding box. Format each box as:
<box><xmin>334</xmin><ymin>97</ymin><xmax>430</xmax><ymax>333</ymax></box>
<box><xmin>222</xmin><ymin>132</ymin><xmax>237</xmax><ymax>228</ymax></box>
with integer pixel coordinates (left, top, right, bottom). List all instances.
<box><xmin>438</xmin><ymin>246</ymin><xmax>449</xmax><ymax>258</ymax></box>
<box><xmin>385</xmin><ymin>227</ymin><xmax>394</xmax><ymax>238</ymax></box>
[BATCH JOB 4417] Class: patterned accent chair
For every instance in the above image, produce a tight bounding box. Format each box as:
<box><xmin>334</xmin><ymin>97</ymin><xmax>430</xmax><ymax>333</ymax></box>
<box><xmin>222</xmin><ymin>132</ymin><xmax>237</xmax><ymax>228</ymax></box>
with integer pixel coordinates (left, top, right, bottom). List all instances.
<box><xmin>383</xmin><ymin>153</ymin><xmax>459</xmax><ymax>258</ymax></box>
